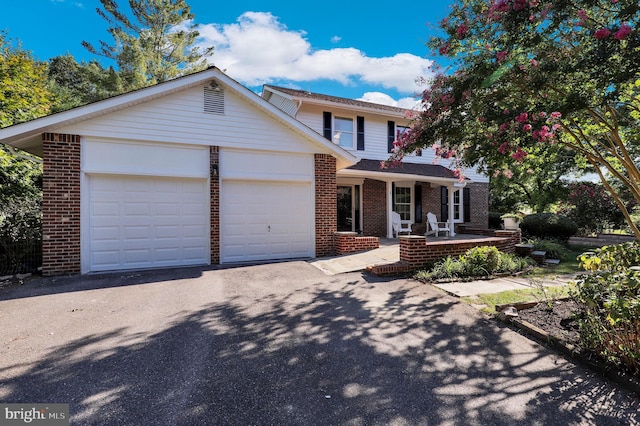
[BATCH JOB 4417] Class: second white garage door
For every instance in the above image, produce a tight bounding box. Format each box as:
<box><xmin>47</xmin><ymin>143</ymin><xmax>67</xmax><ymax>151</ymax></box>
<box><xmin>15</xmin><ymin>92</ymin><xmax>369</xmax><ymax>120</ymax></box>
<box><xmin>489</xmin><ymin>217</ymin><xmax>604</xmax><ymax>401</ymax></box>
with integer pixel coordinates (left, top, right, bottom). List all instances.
<box><xmin>87</xmin><ymin>175</ymin><xmax>209</xmax><ymax>272</ymax></box>
<box><xmin>220</xmin><ymin>181</ymin><xmax>313</xmax><ymax>263</ymax></box>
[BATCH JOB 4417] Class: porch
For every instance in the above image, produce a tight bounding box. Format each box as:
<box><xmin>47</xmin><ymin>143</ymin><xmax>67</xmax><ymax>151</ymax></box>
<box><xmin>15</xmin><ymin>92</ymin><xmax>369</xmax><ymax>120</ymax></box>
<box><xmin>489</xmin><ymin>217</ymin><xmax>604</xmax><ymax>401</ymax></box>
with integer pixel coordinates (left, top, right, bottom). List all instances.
<box><xmin>311</xmin><ymin>230</ymin><xmax>521</xmax><ymax>276</ymax></box>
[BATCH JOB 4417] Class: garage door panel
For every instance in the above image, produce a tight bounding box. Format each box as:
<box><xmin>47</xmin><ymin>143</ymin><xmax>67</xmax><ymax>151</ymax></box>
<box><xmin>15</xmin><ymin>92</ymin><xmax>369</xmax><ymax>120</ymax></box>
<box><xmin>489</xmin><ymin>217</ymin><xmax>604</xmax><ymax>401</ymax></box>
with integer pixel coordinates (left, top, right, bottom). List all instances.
<box><xmin>221</xmin><ymin>180</ymin><xmax>313</xmax><ymax>263</ymax></box>
<box><xmin>88</xmin><ymin>175</ymin><xmax>209</xmax><ymax>272</ymax></box>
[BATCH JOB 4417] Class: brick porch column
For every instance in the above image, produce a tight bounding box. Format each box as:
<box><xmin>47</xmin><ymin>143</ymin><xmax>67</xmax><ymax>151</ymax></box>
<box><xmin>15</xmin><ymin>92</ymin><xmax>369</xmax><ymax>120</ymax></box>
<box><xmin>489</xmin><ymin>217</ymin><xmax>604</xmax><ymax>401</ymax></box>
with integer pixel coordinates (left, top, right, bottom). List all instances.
<box><xmin>42</xmin><ymin>133</ymin><xmax>81</xmax><ymax>276</ymax></box>
<box><xmin>315</xmin><ymin>154</ymin><xmax>336</xmax><ymax>257</ymax></box>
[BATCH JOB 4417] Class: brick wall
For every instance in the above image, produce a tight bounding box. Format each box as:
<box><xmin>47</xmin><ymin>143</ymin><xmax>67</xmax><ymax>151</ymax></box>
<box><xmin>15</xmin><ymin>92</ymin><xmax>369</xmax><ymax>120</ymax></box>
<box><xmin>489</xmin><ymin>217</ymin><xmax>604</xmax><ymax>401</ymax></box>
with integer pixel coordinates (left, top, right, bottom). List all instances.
<box><xmin>334</xmin><ymin>232</ymin><xmax>379</xmax><ymax>255</ymax></box>
<box><xmin>210</xmin><ymin>146</ymin><xmax>220</xmax><ymax>264</ymax></box>
<box><xmin>315</xmin><ymin>154</ymin><xmax>337</xmax><ymax>257</ymax></box>
<box><xmin>363</xmin><ymin>179</ymin><xmax>386</xmax><ymax>236</ymax></box>
<box><xmin>467</xmin><ymin>182</ymin><xmax>489</xmax><ymax>229</ymax></box>
<box><xmin>423</xmin><ymin>184</ymin><xmax>443</xmax><ymax>222</ymax></box>
<box><xmin>399</xmin><ymin>230</ymin><xmax>521</xmax><ymax>269</ymax></box>
<box><xmin>42</xmin><ymin>133</ymin><xmax>81</xmax><ymax>276</ymax></box>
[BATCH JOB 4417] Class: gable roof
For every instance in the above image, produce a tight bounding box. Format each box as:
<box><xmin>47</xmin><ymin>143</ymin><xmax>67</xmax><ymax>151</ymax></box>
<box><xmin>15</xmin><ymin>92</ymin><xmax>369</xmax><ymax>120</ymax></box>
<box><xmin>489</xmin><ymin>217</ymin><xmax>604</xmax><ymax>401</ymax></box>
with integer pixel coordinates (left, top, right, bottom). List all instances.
<box><xmin>263</xmin><ymin>85</ymin><xmax>410</xmax><ymax>118</ymax></box>
<box><xmin>0</xmin><ymin>67</ymin><xmax>358</xmax><ymax>169</ymax></box>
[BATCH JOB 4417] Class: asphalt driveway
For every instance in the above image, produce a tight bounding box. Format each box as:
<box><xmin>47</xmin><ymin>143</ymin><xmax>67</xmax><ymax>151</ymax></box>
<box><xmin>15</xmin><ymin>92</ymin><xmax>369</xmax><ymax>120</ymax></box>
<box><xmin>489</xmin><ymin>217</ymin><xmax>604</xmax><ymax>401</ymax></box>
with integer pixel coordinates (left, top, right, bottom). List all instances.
<box><xmin>0</xmin><ymin>262</ymin><xmax>638</xmax><ymax>425</ymax></box>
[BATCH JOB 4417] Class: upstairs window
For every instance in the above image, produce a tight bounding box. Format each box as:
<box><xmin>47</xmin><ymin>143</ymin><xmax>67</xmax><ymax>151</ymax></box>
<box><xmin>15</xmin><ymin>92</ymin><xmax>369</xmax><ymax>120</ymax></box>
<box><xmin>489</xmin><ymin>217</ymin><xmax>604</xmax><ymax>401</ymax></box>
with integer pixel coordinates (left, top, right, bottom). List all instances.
<box><xmin>333</xmin><ymin>117</ymin><xmax>354</xmax><ymax>148</ymax></box>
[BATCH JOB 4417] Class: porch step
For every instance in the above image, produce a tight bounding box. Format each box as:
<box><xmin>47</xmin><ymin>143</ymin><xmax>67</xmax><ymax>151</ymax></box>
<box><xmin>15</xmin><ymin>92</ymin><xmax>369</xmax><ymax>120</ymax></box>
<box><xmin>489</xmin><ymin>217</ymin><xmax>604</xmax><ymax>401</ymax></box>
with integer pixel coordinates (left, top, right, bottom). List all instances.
<box><xmin>366</xmin><ymin>261</ymin><xmax>411</xmax><ymax>277</ymax></box>
<box><xmin>531</xmin><ymin>250</ymin><xmax>546</xmax><ymax>264</ymax></box>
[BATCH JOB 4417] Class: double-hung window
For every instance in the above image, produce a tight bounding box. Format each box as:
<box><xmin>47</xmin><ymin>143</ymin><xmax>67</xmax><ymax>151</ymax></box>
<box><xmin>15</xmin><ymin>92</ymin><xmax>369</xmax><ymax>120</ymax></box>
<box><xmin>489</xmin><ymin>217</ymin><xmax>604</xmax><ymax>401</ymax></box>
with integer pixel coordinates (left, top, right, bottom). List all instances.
<box><xmin>333</xmin><ymin>117</ymin><xmax>354</xmax><ymax>148</ymax></box>
<box><xmin>453</xmin><ymin>189</ymin><xmax>461</xmax><ymax>221</ymax></box>
<box><xmin>394</xmin><ymin>186</ymin><xmax>411</xmax><ymax>221</ymax></box>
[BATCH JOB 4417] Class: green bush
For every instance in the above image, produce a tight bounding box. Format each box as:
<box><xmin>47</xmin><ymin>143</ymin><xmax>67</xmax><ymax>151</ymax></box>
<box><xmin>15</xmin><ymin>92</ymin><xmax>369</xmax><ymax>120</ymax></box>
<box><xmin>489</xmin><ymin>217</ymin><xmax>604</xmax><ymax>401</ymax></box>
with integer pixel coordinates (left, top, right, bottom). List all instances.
<box><xmin>488</xmin><ymin>212</ymin><xmax>503</xmax><ymax>229</ymax></box>
<box><xmin>520</xmin><ymin>213</ymin><xmax>577</xmax><ymax>242</ymax></box>
<box><xmin>416</xmin><ymin>246</ymin><xmax>533</xmax><ymax>281</ymax></box>
<box><xmin>461</xmin><ymin>246</ymin><xmax>502</xmax><ymax>276</ymax></box>
<box><xmin>528</xmin><ymin>238</ymin><xmax>565</xmax><ymax>259</ymax></box>
<box><xmin>573</xmin><ymin>244</ymin><xmax>640</xmax><ymax>376</ymax></box>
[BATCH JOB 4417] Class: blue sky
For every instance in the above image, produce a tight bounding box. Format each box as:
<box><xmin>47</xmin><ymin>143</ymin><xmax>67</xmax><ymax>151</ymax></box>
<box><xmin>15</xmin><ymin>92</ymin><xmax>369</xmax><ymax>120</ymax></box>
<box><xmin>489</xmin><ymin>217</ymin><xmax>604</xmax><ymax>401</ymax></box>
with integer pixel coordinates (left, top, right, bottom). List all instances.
<box><xmin>3</xmin><ymin>0</ymin><xmax>453</xmax><ymax>106</ymax></box>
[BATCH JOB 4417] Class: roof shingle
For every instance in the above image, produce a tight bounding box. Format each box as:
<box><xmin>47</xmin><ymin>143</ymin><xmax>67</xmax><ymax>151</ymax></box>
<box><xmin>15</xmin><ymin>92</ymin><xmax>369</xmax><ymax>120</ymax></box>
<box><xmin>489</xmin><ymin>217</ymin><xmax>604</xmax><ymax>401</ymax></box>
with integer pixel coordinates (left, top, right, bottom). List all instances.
<box><xmin>264</xmin><ymin>85</ymin><xmax>410</xmax><ymax>115</ymax></box>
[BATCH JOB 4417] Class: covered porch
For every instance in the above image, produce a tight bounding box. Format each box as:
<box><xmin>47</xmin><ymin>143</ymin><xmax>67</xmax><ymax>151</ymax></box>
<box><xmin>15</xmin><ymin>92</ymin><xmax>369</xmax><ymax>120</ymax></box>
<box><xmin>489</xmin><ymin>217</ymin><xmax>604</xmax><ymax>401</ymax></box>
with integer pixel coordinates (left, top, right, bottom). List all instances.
<box><xmin>315</xmin><ymin>230</ymin><xmax>521</xmax><ymax>276</ymax></box>
<box><xmin>336</xmin><ymin>159</ymin><xmax>467</xmax><ymax>239</ymax></box>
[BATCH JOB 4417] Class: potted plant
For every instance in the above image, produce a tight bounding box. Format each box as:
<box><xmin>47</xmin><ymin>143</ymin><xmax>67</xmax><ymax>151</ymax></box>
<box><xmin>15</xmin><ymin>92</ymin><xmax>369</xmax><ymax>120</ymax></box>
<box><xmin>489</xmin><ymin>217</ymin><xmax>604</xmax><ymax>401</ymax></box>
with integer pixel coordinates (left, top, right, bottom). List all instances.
<box><xmin>501</xmin><ymin>213</ymin><xmax>522</xmax><ymax>230</ymax></box>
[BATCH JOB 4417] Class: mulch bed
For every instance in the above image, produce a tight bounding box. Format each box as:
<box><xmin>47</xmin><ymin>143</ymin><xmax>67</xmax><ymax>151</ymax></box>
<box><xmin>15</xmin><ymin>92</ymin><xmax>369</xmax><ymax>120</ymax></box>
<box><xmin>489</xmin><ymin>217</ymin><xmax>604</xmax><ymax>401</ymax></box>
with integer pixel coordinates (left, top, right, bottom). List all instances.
<box><xmin>517</xmin><ymin>298</ymin><xmax>581</xmax><ymax>344</ymax></box>
<box><xmin>504</xmin><ymin>299</ymin><xmax>640</xmax><ymax>395</ymax></box>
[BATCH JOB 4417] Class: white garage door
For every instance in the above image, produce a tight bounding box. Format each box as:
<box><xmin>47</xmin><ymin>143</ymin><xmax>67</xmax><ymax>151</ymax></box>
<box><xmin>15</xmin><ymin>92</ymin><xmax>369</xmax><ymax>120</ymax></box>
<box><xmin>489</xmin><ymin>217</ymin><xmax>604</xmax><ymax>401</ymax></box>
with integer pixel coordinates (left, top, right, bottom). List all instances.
<box><xmin>221</xmin><ymin>181</ymin><xmax>313</xmax><ymax>263</ymax></box>
<box><xmin>88</xmin><ymin>175</ymin><xmax>209</xmax><ymax>272</ymax></box>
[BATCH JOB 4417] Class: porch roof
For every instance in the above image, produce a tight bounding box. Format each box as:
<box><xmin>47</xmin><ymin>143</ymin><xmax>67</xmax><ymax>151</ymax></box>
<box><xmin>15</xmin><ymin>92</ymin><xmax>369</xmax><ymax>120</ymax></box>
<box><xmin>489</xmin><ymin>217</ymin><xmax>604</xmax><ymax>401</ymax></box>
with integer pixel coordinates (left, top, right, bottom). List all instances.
<box><xmin>339</xmin><ymin>159</ymin><xmax>464</xmax><ymax>184</ymax></box>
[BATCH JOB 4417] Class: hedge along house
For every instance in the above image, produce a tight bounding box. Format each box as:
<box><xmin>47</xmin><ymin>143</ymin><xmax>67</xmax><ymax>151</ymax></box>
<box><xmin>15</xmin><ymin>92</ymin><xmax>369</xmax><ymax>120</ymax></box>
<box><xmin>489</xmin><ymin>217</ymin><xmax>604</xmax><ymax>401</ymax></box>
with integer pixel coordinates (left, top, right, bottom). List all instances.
<box><xmin>261</xmin><ymin>86</ymin><xmax>490</xmax><ymax>238</ymax></box>
<box><xmin>0</xmin><ymin>67</ymin><xmax>358</xmax><ymax>276</ymax></box>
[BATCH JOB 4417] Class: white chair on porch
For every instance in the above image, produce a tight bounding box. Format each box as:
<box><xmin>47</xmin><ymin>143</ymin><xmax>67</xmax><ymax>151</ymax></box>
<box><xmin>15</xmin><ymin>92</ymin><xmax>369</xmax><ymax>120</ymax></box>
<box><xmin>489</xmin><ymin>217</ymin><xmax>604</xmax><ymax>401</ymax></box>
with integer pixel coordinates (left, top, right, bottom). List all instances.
<box><xmin>425</xmin><ymin>212</ymin><xmax>450</xmax><ymax>237</ymax></box>
<box><xmin>391</xmin><ymin>211</ymin><xmax>413</xmax><ymax>237</ymax></box>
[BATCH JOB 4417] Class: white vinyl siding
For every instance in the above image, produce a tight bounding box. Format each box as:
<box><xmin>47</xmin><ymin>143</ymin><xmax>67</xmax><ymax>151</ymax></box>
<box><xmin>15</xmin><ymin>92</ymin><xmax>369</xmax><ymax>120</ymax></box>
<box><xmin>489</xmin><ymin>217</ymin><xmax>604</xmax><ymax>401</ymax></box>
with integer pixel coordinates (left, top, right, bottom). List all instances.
<box><xmin>58</xmin><ymin>86</ymin><xmax>320</xmax><ymax>156</ymax></box>
<box><xmin>295</xmin><ymin>104</ymin><xmax>490</xmax><ymax>183</ymax></box>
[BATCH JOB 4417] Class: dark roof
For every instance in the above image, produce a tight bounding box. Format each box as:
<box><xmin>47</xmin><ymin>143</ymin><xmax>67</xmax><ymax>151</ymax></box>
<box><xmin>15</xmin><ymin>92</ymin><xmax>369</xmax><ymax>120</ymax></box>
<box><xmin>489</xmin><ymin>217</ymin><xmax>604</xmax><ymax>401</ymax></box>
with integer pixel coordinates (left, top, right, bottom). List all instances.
<box><xmin>346</xmin><ymin>159</ymin><xmax>459</xmax><ymax>179</ymax></box>
<box><xmin>264</xmin><ymin>85</ymin><xmax>410</xmax><ymax>114</ymax></box>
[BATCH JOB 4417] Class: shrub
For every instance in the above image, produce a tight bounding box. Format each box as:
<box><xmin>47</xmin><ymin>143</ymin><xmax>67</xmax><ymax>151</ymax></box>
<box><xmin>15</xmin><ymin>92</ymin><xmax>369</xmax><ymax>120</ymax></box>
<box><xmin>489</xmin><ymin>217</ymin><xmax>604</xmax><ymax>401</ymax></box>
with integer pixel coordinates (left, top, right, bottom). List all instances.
<box><xmin>520</xmin><ymin>213</ymin><xmax>577</xmax><ymax>242</ymax></box>
<box><xmin>416</xmin><ymin>246</ymin><xmax>533</xmax><ymax>281</ymax></box>
<box><xmin>488</xmin><ymin>212</ymin><xmax>503</xmax><ymax>229</ymax></box>
<box><xmin>461</xmin><ymin>246</ymin><xmax>502</xmax><ymax>276</ymax></box>
<box><xmin>528</xmin><ymin>238</ymin><xmax>565</xmax><ymax>260</ymax></box>
<box><xmin>573</xmin><ymin>244</ymin><xmax>640</xmax><ymax>376</ymax></box>
<box><xmin>558</xmin><ymin>182</ymin><xmax>627</xmax><ymax>236</ymax></box>
<box><xmin>429</xmin><ymin>256</ymin><xmax>465</xmax><ymax>279</ymax></box>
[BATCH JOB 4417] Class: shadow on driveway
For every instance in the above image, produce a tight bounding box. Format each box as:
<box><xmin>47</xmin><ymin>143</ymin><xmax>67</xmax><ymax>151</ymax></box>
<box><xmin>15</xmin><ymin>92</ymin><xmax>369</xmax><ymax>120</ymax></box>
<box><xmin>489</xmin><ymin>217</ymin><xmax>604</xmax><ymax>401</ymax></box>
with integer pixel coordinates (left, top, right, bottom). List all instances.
<box><xmin>1</xmin><ymin>262</ymin><xmax>637</xmax><ymax>424</ymax></box>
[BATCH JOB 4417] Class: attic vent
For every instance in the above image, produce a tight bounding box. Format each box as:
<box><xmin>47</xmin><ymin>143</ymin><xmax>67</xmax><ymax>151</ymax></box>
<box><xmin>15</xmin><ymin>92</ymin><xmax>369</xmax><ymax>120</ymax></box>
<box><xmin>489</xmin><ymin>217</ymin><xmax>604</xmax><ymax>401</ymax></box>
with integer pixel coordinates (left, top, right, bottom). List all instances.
<box><xmin>204</xmin><ymin>86</ymin><xmax>224</xmax><ymax>114</ymax></box>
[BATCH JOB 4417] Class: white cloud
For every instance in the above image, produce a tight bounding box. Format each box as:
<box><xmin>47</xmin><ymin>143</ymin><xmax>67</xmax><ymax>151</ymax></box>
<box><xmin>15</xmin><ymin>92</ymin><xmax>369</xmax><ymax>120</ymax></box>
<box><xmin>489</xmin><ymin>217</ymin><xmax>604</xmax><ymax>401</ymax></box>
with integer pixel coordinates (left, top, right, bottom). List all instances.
<box><xmin>193</xmin><ymin>12</ymin><xmax>434</xmax><ymax>95</ymax></box>
<box><xmin>358</xmin><ymin>92</ymin><xmax>421</xmax><ymax>110</ymax></box>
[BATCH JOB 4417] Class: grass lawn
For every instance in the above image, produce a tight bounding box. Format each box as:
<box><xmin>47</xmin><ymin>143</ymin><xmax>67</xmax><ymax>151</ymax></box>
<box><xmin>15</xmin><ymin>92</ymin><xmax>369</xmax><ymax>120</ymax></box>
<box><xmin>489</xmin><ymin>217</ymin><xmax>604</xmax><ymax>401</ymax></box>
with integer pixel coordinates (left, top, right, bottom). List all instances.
<box><xmin>463</xmin><ymin>244</ymin><xmax>596</xmax><ymax>314</ymax></box>
<box><xmin>527</xmin><ymin>244</ymin><xmax>597</xmax><ymax>277</ymax></box>
<box><xmin>463</xmin><ymin>285</ymin><xmax>572</xmax><ymax>314</ymax></box>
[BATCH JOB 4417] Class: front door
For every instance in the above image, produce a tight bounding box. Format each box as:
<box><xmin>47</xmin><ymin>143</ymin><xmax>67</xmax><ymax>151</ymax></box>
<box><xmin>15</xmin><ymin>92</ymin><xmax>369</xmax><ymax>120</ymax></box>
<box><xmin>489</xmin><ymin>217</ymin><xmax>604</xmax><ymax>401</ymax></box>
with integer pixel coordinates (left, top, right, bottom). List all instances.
<box><xmin>337</xmin><ymin>185</ymin><xmax>361</xmax><ymax>232</ymax></box>
<box><xmin>337</xmin><ymin>186</ymin><xmax>352</xmax><ymax>232</ymax></box>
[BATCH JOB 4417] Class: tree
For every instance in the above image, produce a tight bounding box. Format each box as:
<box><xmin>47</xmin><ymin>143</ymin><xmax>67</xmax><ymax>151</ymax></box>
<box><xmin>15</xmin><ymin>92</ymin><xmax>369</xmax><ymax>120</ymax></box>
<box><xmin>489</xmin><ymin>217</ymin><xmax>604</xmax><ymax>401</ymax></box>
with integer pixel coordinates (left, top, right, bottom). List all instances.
<box><xmin>82</xmin><ymin>0</ymin><xmax>214</xmax><ymax>91</ymax></box>
<box><xmin>0</xmin><ymin>31</ymin><xmax>54</xmax><ymax>127</ymax></box>
<box><xmin>48</xmin><ymin>54</ymin><xmax>124</xmax><ymax>112</ymax></box>
<box><xmin>489</xmin><ymin>142</ymin><xmax>576</xmax><ymax>213</ymax></box>
<box><xmin>558</xmin><ymin>182</ymin><xmax>628</xmax><ymax>235</ymax></box>
<box><xmin>391</xmin><ymin>1</ymin><xmax>640</xmax><ymax>237</ymax></box>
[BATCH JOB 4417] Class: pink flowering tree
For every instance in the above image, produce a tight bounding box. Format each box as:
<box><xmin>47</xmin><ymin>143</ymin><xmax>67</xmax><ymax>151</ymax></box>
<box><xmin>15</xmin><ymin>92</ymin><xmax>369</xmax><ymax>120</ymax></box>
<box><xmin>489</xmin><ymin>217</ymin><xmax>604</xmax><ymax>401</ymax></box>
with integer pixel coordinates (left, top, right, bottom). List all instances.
<box><xmin>390</xmin><ymin>0</ymin><xmax>640</xmax><ymax>236</ymax></box>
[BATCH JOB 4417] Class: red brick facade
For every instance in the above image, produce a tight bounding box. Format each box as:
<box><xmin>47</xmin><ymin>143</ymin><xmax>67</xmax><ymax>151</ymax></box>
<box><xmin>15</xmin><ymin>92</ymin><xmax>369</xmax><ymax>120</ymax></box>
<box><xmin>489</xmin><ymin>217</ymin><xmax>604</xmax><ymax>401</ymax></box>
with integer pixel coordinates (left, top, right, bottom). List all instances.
<box><xmin>42</xmin><ymin>133</ymin><xmax>81</xmax><ymax>276</ymax></box>
<box><xmin>399</xmin><ymin>230</ymin><xmax>521</xmax><ymax>269</ymax></box>
<box><xmin>363</xmin><ymin>179</ymin><xmax>387</xmax><ymax>236</ymax></box>
<box><xmin>361</xmin><ymin>179</ymin><xmax>490</xmax><ymax>237</ymax></box>
<box><xmin>334</xmin><ymin>232</ymin><xmax>379</xmax><ymax>255</ymax></box>
<box><xmin>315</xmin><ymin>154</ymin><xmax>337</xmax><ymax>257</ymax></box>
<box><xmin>210</xmin><ymin>146</ymin><xmax>220</xmax><ymax>264</ymax></box>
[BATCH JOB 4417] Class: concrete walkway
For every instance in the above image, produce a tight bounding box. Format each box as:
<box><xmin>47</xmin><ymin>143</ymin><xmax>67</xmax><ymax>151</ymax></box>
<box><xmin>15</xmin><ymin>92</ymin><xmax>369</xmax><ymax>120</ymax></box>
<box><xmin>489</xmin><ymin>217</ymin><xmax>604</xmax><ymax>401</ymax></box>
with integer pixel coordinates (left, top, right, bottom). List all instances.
<box><xmin>309</xmin><ymin>239</ymin><xmax>400</xmax><ymax>275</ymax></box>
<box><xmin>309</xmin><ymin>242</ymin><xmax>577</xmax><ymax>296</ymax></box>
<box><xmin>432</xmin><ymin>274</ymin><xmax>577</xmax><ymax>297</ymax></box>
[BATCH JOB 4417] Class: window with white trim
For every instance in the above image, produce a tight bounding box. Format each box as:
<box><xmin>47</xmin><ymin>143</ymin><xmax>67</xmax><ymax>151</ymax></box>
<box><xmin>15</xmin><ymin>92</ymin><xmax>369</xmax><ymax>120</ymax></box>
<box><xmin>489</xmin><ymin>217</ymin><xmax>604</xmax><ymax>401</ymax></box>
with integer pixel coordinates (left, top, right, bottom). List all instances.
<box><xmin>394</xmin><ymin>186</ymin><xmax>412</xmax><ymax>221</ymax></box>
<box><xmin>453</xmin><ymin>189</ymin><xmax>462</xmax><ymax>221</ymax></box>
<box><xmin>333</xmin><ymin>117</ymin><xmax>354</xmax><ymax>148</ymax></box>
